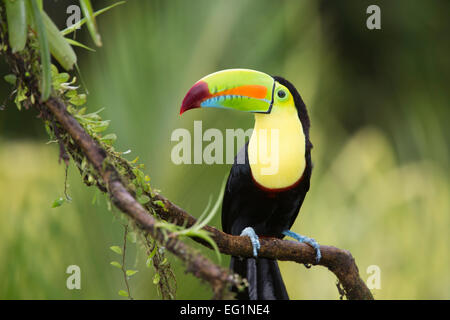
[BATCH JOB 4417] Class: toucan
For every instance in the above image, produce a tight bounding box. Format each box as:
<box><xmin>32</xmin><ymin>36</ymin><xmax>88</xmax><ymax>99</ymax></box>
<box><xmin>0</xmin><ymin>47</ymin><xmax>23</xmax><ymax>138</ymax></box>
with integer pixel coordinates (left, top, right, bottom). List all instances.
<box><xmin>180</xmin><ymin>69</ymin><xmax>320</xmax><ymax>300</ymax></box>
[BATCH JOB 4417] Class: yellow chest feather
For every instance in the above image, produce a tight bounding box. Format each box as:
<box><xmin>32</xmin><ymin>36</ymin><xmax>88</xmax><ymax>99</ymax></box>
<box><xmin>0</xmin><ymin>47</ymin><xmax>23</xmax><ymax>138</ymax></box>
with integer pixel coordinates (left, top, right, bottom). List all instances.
<box><xmin>248</xmin><ymin>107</ymin><xmax>306</xmax><ymax>190</ymax></box>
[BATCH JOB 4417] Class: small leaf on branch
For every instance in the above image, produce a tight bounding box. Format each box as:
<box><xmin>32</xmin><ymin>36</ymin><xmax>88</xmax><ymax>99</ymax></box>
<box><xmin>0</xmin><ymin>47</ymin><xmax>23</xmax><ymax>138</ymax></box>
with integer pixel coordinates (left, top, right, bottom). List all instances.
<box><xmin>110</xmin><ymin>261</ymin><xmax>122</xmax><ymax>269</ymax></box>
<box><xmin>137</xmin><ymin>195</ymin><xmax>150</xmax><ymax>205</ymax></box>
<box><xmin>127</xmin><ymin>232</ymin><xmax>137</xmax><ymax>244</ymax></box>
<box><xmin>153</xmin><ymin>273</ymin><xmax>160</xmax><ymax>285</ymax></box>
<box><xmin>126</xmin><ymin>270</ymin><xmax>138</xmax><ymax>277</ymax></box>
<box><xmin>154</xmin><ymin>200</ymin><xmax>166</xmax><ymax>209</ymax></box>
<box><xmin>118</xmin><ymin>290</ymin><xmax>128</xmax><ymax>297</ymax></box>
<box><xmin>130</xmin><ymin>156</ymin><xmax>139</xmax><ymax>164</ymax></box>
<box><xmin>51</xmin><ymin>197</ymin><xmax>65</xmax><ymax>208</ymax></box>
<box><xmin>89</xmin><ymin>120</ymin><xmax>110</xmax><ymax>133</ymax></box>
<box><xmin>100</xmin><ymin>133</ymin><xmax>117</xmax><ymax>145</ymax></box>
<box><xmin>109</xmin><ymin>246</ymin><xmax>122</xmax><ymax>255</ymax></box>
<box><xmin>69</xmin><ymin>93</ymin><xmax>87</xmax><ymax>106</ymax></box>
<box><xmin>4</xmin><ymin>74</ymin><xmax>16</xmax><ymax>85</ymax></box>
<box><xmin>14</xmin><ymin>84</ymin><xmax>27</xmax><ymax>111</ymax></box>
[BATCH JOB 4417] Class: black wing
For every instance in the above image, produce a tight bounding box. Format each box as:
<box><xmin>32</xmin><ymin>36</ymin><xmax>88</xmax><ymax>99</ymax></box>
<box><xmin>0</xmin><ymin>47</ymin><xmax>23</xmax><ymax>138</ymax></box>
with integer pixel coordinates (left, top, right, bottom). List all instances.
<box><xmin>221</xmin><ymin>144</ymin><xmax>254</xmax><ymax>235</ymax></box>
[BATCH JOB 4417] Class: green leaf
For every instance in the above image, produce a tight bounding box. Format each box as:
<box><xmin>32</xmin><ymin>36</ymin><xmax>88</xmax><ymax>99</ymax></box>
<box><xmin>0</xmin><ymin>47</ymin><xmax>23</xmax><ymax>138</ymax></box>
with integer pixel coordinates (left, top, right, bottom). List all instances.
<box><xmin>89</xmin><ymin>120</ymin><xmax>110</xmax><ymax>133</ymax></box>
<box><xmin>109</xmin><ymin>246</ymin><xmax>122</xmax><ymax>255</ymax></box>
<box><xmin>75</xmin><ymin>110</ymin><xmax>103</xmax><ymax>122</ymax></box>
<box><xmin>184</xmin><ymin>229</ymin><xmax>222</xmax><ymax>263</ymax></box>
<box><xmin>194</xmin><ymin>178</ymin><xmax>226</xmax><ymax>230</ymax></box>
<box><xmin>79</xmin><ymin>0</ymin><xmax>102</xmax><ymax>46</ymax></box>
<box><xmin>69</xmin><ymin>93</ymin><xmax>87</xmax><ymax>106</ymax></box>
<box><xmin>41</xmin><ymin>11</ymin><xmax>77</xmax><ymax>70</ymax></box>
<box><xmin>65</xmin><ymin>90</ymin><xmax>78</xmax><ymax>99</ymax></box>
<box><xmin>4</xmin><ymin>74</ymin><xmax>16</xmax><ymax>85</ymax></box>
<box><xmin>77</xmin><ymin>107</ymin><xmax>87</xmax><ymax>116</ymax></box>
<box><xmin>100</xmin><ymin>133</ymin><xmax>117</xmax><ymax>145</ymax></box>
<box><xmin>5</xmin><ymin>0</ymin><xmax>27</xmax><ymax>52</ymax></box>
<box><xmin>130</xmin><ymin>156</ymin><xmax>139</xmax><ymax>164</ymax></box>
<box><xmin>110</xmin><ymin>261</ymin><xmax>122</xmax><ymax>269</ymax></box>
<box><xmin>127</xmin><ymin>231</ymin><xmax>137</xmax><ymax>244</ymax></box>
<box><xmin>65</xmin><ymin>38</ymin><xmax>96</xmax><ymax>52</ymax></box>
<box><xmin>14</xmin><ymin>83</ymin><xmax>27</xmax><ymax>111</ymax></box>
<box><xmin>61</xmin><ymin>1</ymin><xmax>126</xmax><ymax>36</ymax></box>
<box><xmin>30</xmin><ymin>0</ymin><xmax>51</xmax><ymax>100</ymax></box>
<box><xmin>118</xmin><ymin>290</ymin><xmax>128</xmax><ymax>297</ymax></box>
<box><xmin>153</xmin><ymin>273</ymin><xmax>160</xmax><ymax>285</ymax></box>
<box><xmin>137</xmin><ymin>195</ymin><xmax>150</xmax><ymax>205</ymax></box>
<box><xmin>146</xmin><ymin>245</ymin><xmax>158</xmax><ymax>267</ymax></box>
<box><xmin>154</xmin><ymin>200</ymin><xmax>166</xmax><ymax>209</ymax></box>
<box><xmin>52</xmin><ymin>197</ymin><xmax>65</xmax><ymax>208</ymax></box>
<box><xmin>52</xmin><ymin>72</ymin><xmax>70</xmax><ymax>89</ymax></box>
<box><xmin>126</xmin><ymin>270</ymin><xmax>138</xmax><ymax>277</ymax></box>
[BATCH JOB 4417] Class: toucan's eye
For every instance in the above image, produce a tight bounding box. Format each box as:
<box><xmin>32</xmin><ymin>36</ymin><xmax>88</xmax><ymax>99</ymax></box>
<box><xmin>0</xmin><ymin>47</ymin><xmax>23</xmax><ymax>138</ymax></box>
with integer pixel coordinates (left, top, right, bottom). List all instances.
<box><xmin>277</xmin><ymin>89</ymin><xmax>287</xmax><ymax>100</ymax></box>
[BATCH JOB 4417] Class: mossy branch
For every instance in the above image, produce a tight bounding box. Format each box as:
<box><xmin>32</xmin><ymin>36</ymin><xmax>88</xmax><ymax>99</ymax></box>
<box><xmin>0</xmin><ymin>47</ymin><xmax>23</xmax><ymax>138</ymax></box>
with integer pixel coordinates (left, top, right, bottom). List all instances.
<box><xmin>44</xmin><ymin>95</ymin><xmax>241</xmax><ymax>299</ymax></box>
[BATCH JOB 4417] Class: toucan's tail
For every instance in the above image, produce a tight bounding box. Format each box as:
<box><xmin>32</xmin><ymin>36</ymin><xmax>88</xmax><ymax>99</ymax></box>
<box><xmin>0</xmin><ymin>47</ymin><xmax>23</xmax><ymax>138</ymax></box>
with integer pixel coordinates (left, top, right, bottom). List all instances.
<box><xmin>230</xmin><ymin>256</ymin><xmax>289</xmax><ymax>300</ymax></box>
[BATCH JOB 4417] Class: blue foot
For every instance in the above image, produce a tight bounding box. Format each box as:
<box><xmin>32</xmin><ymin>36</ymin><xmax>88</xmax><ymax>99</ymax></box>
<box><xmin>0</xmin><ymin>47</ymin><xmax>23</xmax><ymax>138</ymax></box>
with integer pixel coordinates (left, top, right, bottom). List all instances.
<box><xmin>240</xmin><ymin>227</ymin><xmax>261</xmax><ymax>257</ymax></box>
<box><xmin>282</xmin><ymin>230</ymin><xmax>321</xmax><ymax>264</ymax></box>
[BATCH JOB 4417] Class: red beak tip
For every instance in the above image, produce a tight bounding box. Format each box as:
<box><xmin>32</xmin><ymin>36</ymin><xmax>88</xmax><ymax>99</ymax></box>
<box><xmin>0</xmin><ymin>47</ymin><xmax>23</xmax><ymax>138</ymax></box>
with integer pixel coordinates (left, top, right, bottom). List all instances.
<box><xmin>179</xmin><ymin>81</ymin><xmax>210</xmax><ymax>116</ymax></box>
<box><xmin>179</xmin><ymin>105</ymin><xmax>199</xmax><ymax>115</ymax></box>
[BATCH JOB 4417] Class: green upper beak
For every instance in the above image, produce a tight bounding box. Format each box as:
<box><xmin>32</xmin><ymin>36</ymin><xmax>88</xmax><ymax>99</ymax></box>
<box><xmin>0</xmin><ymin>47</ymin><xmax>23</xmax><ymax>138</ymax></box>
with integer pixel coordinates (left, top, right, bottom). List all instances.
<box><xmin>180</xmin><ymin>69</ymin><xmax>275</xmax><ymax>115</ymax></box>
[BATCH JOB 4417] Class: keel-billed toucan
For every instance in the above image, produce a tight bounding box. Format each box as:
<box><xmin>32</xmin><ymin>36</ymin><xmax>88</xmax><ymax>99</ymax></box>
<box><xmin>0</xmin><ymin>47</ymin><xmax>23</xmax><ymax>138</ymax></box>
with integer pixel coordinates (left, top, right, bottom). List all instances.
<box><xmin>180</xmin><ymin>69</ymin><xmax>320</xmax><ymax>300</ymax></box>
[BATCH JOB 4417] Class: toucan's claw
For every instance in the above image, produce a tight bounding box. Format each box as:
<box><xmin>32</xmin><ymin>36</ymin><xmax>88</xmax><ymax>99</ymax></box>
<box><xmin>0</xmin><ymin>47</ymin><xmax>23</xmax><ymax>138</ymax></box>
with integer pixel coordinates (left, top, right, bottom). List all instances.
<box><xmin>282</xmin><ymin>230</ymin><xmax>321</xmax><ymax>264</ymax></box>
<box><xmin>240</xmin><ymin>227</ymin><xmax>260</xmax><ymax>257</ymax></box>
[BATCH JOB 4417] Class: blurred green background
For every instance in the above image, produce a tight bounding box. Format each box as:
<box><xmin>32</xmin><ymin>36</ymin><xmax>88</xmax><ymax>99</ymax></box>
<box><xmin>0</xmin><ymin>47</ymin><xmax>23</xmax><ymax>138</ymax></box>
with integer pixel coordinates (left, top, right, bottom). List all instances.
<box><xmin>0</xmin><ymin>0</ymin><xmax>448</xmax><ymax>299</ymax></box>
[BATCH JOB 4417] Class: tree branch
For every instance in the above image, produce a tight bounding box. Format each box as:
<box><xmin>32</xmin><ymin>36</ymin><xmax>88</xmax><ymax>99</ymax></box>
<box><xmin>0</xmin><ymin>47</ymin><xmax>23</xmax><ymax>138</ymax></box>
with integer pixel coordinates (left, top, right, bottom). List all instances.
<box><xmin>44</xmin><ymin>97</ymin><xmax>239</xmax><ymax>298</ymax></box>
<box><xmin>152</xmin><ymin>194</ymin><xmax>374</xmax><ymax>300</ymax></box>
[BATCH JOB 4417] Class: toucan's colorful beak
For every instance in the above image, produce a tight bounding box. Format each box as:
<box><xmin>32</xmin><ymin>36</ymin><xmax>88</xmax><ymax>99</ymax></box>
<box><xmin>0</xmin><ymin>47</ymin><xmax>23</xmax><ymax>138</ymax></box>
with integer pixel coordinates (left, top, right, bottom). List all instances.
<box><xmin>180</xmin><ymin>69</ymin><xmax>275</xmax><ymax>115</ymax></box>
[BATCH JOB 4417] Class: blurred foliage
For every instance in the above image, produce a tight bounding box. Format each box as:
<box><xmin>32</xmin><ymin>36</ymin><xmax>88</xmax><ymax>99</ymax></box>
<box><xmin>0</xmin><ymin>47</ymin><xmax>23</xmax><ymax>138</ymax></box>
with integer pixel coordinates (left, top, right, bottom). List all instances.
<box><xmin>0</xmin><ymin>0</ymin><xmax>448</xmax><ymax>299</ymax></box>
